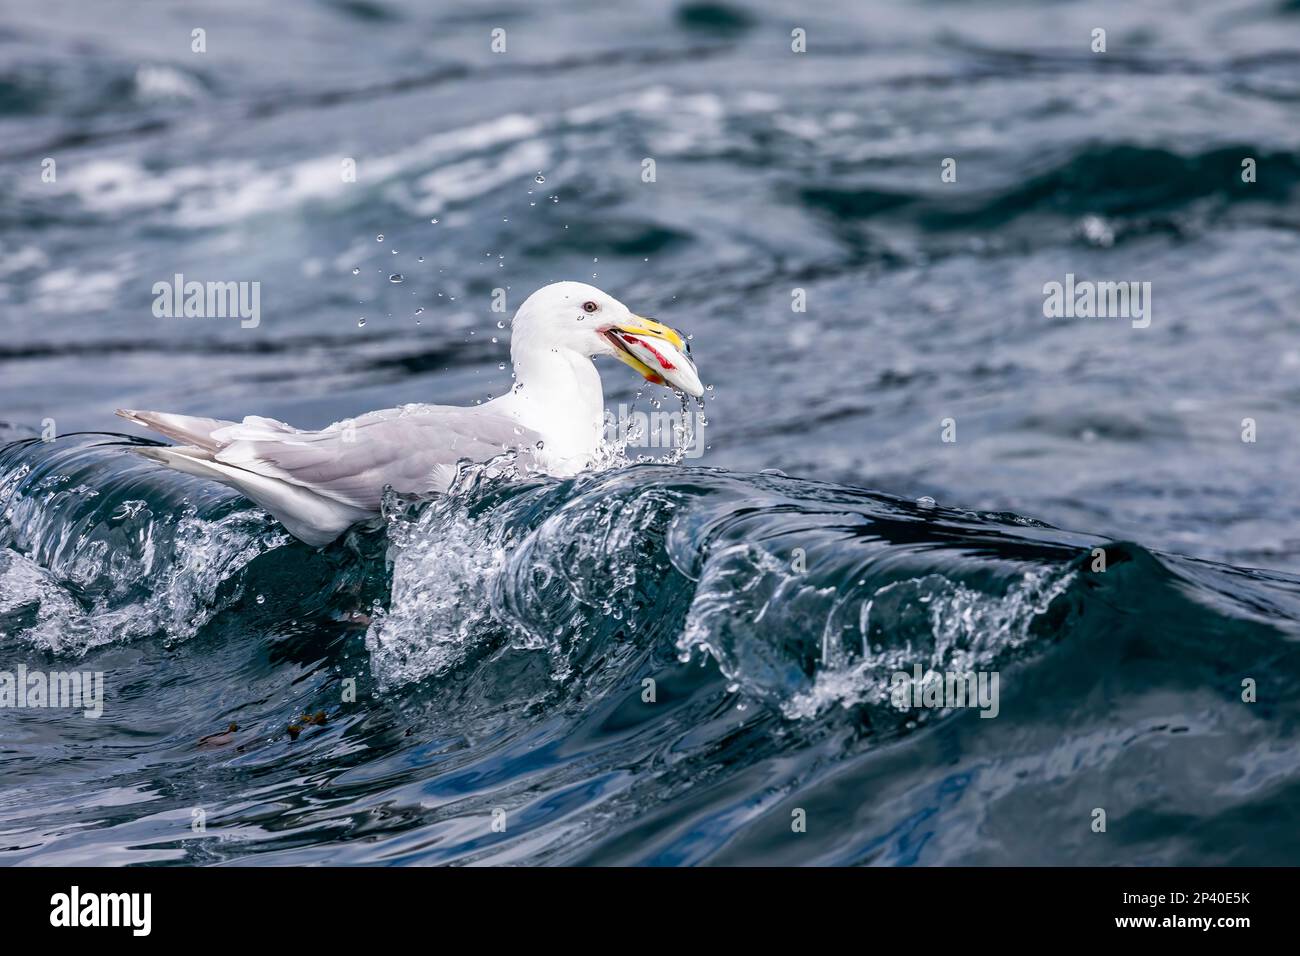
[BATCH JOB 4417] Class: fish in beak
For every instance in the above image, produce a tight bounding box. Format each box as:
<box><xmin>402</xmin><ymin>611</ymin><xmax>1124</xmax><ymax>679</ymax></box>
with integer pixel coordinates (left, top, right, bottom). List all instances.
<box><xmin>600</xmin><ymin>316</ymin><xmax>704</xmax><ymax>397</ymax></box>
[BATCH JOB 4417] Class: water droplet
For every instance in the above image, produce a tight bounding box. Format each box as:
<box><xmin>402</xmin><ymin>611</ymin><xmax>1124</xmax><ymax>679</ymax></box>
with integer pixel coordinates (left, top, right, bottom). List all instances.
<box><xmin>430</xmin><ymin>218</ymin><xmax>439</xmax><ymax>224</ymax></box>
<box><xmin>414</xmin><ymin>307</ymin><xmax>424</xmax><ymax>315</ymax></box>
<box><xmin>496</xmin><ymin>320</ymin><xmax>505</xmax><ymax>329</ymax></box>
<box><xmin>389</xmin><ymin>274</ymin><xmax>404</xmax><ymax>283</ymax></box>
<box><xmin>351</xmin><ymin>267</ymin><xmax>360</xmax><ymax>275</ymax></box>
<box><xmin>376</xmin><ymin>234</ymin><xmax>384</xmax><ymax>242</ymax></box>
<box><xmin>534</xmin><ymin>173</ymin><xmax>545</xmax><ymax>183</ymax></box>
<box><xmin>916</xmin><ymin>496</ymin><xmax>936</xmax><ymax>509</ymax></box>
<box><xmin>256</xmin><ymin>594</ymin><xmax>266</xmax><ymax>605</ymax></box>
<box><xmin>357</xmin><ymin>317</ymin><xmax>367</xmax><ymax>327</ymax></box>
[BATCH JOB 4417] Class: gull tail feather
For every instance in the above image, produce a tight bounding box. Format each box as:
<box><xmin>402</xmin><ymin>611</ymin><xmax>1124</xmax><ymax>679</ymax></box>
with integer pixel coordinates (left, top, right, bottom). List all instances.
<box><xmin>116</xmin><ymin>408</ymin><xmax>234</xmax><ymax>452</ymax></box>
<box><xmin>127</xmin><ymin>443</ymin><xmax>368</xmax><ymax>548</ymax></box>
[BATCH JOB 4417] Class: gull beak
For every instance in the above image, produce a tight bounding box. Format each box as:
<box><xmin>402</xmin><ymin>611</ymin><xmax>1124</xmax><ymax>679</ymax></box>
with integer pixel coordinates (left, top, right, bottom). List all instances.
<box><xmin>600</xmin><ymin>315</ymin><xmax>704</xmax><ymax>398</ymax></box>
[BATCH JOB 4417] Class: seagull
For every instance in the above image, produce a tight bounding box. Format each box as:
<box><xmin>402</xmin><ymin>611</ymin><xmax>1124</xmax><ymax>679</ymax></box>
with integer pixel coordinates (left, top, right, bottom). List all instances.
<box><xmin>117</xmin><ymin>281</ymin><xmax>703</xmax><ymax>546</ymax></box>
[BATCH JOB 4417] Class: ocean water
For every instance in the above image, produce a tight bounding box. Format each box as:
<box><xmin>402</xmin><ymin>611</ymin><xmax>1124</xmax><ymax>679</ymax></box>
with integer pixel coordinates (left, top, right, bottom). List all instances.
<box><xmin>1</xmin><ymin>0</ymin><xmax>1299</xmax><ymax>865</ymax></box>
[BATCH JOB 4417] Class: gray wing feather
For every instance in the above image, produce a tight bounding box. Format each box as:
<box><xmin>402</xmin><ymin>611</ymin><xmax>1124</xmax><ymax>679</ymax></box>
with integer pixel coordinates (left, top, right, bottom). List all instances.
<box><xmin>210</xmin><ymin>405</ymin><xmax>538</xmax><ymax>510</ymax></box>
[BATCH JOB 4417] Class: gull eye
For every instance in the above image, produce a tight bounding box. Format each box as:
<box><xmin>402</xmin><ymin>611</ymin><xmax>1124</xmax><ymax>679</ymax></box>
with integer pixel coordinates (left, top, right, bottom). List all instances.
<box><xmin>582</xmin><ymin>301</ymin><xmax>599</xmax><ymax>313</ymax></box>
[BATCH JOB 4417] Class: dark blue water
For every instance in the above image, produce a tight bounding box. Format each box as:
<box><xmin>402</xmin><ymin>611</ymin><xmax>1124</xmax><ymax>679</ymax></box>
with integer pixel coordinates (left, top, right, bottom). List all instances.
<box><xmin>2</xmin><ymin>0</ymin><xmax>1299</xmax><ymax>864</ymax></box>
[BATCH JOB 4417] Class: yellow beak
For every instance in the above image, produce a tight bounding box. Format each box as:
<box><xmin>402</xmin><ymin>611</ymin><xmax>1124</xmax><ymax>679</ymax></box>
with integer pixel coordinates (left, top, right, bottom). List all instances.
<box><xmin>601</xmin><ymin>316</ymin><xmax>703</xmax><ymax>397</ymax></box>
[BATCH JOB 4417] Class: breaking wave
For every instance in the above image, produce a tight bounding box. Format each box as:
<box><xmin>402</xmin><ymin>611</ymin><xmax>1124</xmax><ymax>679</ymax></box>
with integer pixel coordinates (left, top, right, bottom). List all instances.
<box><xmin>3</xmin><ymin>434</ymin><xmax>1300</xmax><ymax>863</ymax></box>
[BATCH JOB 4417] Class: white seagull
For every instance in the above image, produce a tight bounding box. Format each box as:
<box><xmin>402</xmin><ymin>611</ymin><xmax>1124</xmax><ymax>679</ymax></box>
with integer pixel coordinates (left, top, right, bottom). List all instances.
<box><xmin>117</xmin><ymin>281</ymin><xmax>703</xmax><ymax>546</ymax></box>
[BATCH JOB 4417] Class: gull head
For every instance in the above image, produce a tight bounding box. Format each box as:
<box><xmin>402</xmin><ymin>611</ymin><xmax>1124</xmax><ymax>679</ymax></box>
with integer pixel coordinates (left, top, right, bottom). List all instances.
<box><xmin>513</xmin><ymin>281</ymin><xmax>703</xmax><ymax>397</ymax></box>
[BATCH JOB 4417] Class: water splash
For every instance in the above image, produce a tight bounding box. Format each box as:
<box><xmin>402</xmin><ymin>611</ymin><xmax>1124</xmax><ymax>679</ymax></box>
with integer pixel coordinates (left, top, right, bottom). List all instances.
<box><xmin>0</xmin><ymin>437</ymin><xmax>289</xmax><ymax>654</ymax></box>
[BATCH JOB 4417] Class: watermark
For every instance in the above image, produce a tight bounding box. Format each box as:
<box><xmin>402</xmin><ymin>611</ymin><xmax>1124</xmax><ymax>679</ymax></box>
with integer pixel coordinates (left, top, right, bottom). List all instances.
<box><xmin>1042</xmin><ymin>273</ymin><xmax>1151</xmax><ymax>329</ymax></box>
<box><xmin>604</xmin><ymin>403</ymin><xmax>705</xmax><ymax>458</ymax></box>
<box><xmin>50</xmin><ymin>886</ymin><xmax>150</xmax><ymax>936</ymax></box>
<box><xmin>152</xmin><ymin>273</ymin><xmax>261</xmax><ymax>328</ymax></box>
<box><xmin>889</xmin><ymin>664</ymin><xmax>1000</xmax><ymax>718</ymax></box>
<box><xmin>0</xmin><ymin>664</ymin><xmax>103</xmax><ymax>718</ymax></box>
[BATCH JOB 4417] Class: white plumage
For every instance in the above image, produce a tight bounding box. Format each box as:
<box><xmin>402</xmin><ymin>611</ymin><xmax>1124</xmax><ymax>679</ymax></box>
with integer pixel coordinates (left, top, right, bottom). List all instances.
<box><xmin>118</xmin><ymin>281</ymin><xmax>702</xmax><ymax>546</ymax></box>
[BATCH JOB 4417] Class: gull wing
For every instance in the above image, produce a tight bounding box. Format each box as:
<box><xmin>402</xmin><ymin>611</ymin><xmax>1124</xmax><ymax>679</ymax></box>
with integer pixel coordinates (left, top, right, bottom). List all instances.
<box><xmin>209</xmin><ymin>405</ymin><xmax>539</xmax><ymax>511</ymax></box>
